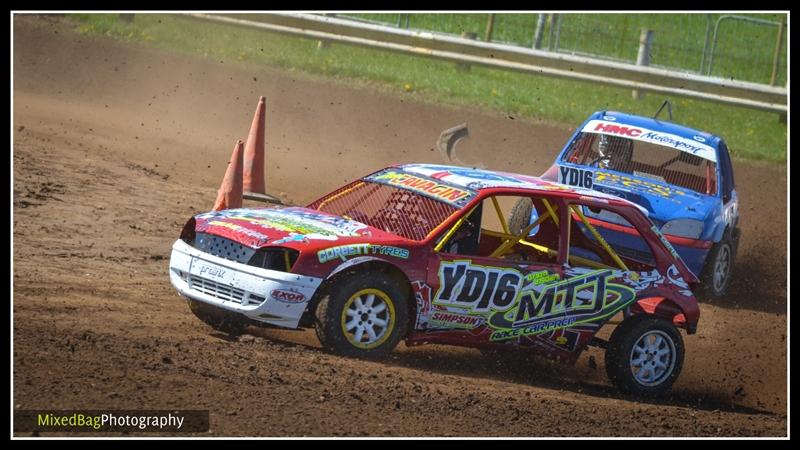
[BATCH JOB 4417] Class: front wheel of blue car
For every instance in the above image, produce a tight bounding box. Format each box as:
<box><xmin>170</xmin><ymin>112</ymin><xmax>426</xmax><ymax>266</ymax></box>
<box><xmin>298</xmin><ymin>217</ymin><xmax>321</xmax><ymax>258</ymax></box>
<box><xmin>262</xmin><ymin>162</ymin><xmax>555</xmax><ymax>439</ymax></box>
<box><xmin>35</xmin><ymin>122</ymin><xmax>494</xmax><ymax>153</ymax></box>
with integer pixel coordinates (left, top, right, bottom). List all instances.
<box><xmin>699</xmin><ymin>231</ymin><xmax>736</xmax><ymax>299</ymax></box>
<box><xmin>314</xmin><ymin>271</ymin><xmax>409</xmax><ymax>360</ymax></box>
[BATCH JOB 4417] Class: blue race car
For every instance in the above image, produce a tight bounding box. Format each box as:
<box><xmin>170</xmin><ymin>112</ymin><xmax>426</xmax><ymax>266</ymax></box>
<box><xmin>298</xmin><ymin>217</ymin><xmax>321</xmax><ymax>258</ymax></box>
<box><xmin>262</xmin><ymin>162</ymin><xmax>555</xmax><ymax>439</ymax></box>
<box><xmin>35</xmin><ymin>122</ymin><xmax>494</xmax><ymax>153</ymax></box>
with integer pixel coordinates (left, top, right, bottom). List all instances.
<box><xmin>528</xmin><ymin>109</ymin><xmax>739</xmax><ymax>299</ymax></box>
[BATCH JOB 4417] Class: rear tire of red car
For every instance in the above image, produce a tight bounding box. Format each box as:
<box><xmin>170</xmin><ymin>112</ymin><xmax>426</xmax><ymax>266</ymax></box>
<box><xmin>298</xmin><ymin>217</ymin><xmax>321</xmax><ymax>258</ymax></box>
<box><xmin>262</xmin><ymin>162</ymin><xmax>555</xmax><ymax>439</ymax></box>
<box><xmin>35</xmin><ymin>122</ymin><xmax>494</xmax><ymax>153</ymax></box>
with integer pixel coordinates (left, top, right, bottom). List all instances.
<box><xmin>699</xmin><ymin>230</ymin><xmax>736</xmax><ymax>299</ymax></box>
<box><xmin>605</xmin><ymin>315</ymin><xmax>684</xmax><ymax>397</ymax></box>
<box><xmin>314</xmin><ymin>271</ymin><xmax>409</xmax><ymax>360</ymax></box>
<box><xmin>186</xmin><ymin>298</ymin><xmax>248</xmax><ymax>335</ymax></box>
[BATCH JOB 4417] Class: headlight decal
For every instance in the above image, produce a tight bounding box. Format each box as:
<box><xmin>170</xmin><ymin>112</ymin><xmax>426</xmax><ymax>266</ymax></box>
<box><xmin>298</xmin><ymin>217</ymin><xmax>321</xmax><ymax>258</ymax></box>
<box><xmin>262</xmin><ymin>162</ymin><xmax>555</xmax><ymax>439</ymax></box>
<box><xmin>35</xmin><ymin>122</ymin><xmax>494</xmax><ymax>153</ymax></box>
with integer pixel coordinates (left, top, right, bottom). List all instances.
<box><xmin>661</xmin><ymin>219</ymin><xmax>704</xmax><ymax>239</ymax></box>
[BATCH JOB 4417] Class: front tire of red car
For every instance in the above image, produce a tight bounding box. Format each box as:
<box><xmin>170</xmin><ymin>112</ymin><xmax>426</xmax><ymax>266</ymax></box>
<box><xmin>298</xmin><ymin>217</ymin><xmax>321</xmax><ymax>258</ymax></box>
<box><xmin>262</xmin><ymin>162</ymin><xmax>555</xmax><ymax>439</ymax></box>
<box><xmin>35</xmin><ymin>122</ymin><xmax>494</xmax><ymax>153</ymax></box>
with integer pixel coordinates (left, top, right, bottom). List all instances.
<box><xmin>314</xmin><ymin>271</ymin><xmax>409</xmax><ymax>360</ymax></box>
<box><xmin>605</xmin><ymin>315</ymin><xmax>684</xmax><ymax>397</ymax></box>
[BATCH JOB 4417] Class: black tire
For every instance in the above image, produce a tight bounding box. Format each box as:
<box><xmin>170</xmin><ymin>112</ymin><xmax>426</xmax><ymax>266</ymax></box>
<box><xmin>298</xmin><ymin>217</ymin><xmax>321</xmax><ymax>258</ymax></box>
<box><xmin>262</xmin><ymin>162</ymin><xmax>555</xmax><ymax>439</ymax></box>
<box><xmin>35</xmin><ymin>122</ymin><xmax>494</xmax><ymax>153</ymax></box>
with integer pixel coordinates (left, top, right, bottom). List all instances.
<box><xmin>508</xmin><ymin>198</ymin><xmax>533</xmax><ymax>236</ymax></box>
<box><xmin>605</xmin><ymin>315</ymin><xmax>684</xmax><ymax>397</ymax></box>
<box><xmin>698</xmin><ymin>230</ymin><xmax>736</xmax><ymax>299</ymax></box>
<box><xmin>314</xmin><ymin>271</ymin><xmax>409</xmax><ymax>359</ymax></box>
<box><xmin>186</xmin><ymin>298</ymin><xmax>247</xmax><ymax>335</ymax></box>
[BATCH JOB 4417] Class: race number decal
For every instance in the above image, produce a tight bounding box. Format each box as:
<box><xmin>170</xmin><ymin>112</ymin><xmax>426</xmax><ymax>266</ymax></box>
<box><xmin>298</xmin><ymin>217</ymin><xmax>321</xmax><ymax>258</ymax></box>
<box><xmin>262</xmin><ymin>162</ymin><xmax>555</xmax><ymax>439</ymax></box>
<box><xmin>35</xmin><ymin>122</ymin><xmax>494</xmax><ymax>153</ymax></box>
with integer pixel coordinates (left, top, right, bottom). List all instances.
<box><xmin>558</xmin><ymin>166</ymin><xmax>594</xmax><ymax>189</ymax></box>
<box><xmin>431</xmin><ymin>261</ymin><xmax>637</xmax><ymax>341</ymax></box>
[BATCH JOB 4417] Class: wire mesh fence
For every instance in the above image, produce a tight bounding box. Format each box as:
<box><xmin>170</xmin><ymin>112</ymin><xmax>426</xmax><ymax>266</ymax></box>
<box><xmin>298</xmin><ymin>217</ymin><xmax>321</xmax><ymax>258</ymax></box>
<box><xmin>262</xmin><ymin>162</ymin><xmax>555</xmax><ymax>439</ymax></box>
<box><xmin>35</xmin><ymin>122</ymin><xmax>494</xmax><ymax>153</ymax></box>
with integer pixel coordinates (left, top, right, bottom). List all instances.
<box><xmin>339</xmin><ymin>13</ymin><xmax>787</xmax><ymax>87</ymax></box>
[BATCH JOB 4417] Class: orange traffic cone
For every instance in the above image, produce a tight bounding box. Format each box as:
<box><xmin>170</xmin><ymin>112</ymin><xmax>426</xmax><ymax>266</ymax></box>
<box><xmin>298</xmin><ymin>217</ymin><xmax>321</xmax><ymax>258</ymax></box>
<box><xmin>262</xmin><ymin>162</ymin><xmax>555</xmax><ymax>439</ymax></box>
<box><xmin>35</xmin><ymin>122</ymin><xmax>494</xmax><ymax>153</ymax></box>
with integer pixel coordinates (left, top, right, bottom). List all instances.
<box><xmin>212</xmin><ymin>140</ymin><xmax>244</xmax><ymax>211</ymax></box>
<box><xmin>243</xmin><ymin>96</ymin><xmax>266</xmax><ymax>194</ymax></box>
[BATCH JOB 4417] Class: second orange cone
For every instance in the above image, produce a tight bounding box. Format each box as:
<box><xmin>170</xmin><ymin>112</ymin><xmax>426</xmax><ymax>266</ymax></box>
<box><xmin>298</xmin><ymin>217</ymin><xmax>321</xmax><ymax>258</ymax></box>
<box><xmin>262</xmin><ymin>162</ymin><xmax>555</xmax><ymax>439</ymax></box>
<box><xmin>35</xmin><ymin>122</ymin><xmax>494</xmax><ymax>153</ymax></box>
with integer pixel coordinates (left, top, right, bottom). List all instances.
<box><xmin>212</xmin><ymin>140</ymin><xmax>245</xmax><ymax>211</ymax></box>
<box><xmin>243</xmin><ymin>96</ymin><xmax>266</xmax><ymax>194</ymax></box>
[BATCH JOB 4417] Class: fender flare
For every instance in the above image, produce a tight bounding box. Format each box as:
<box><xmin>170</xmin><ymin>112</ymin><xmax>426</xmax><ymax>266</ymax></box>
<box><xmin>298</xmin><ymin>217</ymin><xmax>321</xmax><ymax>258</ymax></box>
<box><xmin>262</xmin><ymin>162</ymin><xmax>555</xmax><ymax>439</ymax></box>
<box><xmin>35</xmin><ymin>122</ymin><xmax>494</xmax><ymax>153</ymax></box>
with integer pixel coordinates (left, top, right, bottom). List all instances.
<box><xmin>300</xmin><ymin>257</ymin><xmax>415</xmax><ymax>330</ymax></box>
<box><xmin>326</xmin><ymin>256</ymin><xmax>389</xmax><ymax>279</ymax></box>
<box><xmin>630</xmin><ymin>296</ymin><xmax>698</xmax><ymax>334</ymax></box>
<box><xmin>710</xmin><ymin>221</ymin><xmax>729</xmax><ymax>243</ymax></box>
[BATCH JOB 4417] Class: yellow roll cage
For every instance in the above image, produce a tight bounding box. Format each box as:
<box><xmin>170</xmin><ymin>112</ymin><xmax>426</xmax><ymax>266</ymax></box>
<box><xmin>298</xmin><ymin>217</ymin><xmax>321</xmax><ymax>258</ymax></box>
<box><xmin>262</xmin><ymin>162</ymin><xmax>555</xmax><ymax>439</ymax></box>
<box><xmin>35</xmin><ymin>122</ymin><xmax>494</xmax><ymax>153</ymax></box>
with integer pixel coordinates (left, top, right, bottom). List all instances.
<box><xmin>435</xmin><ymin>195</ymin><xmax>629</xmax><ymax>272</ymax></box>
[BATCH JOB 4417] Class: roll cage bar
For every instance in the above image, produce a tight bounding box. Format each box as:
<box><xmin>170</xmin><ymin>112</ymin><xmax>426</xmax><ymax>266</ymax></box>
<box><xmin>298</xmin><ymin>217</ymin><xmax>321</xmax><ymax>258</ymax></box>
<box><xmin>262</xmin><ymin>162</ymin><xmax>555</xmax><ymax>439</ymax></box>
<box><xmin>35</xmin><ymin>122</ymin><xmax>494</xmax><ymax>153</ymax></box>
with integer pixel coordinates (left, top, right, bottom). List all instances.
<box><xmin>434</xmin><ymin>193</ymin><xmax>631</xmax><ymax>272</ymax></box>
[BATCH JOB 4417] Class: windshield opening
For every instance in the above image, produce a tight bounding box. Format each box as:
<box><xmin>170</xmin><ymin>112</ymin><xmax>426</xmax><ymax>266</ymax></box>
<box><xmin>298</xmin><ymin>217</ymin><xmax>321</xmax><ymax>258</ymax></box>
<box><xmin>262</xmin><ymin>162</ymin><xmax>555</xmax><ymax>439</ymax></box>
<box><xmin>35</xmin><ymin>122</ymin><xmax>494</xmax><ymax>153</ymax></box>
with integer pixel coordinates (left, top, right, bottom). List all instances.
<box><xmin>307</xmin><ymin>180</ymin><xmax>459</xmax><ymax>241</ymax></box>
<box><xmin>564</xmin><ymin>132</ymin><xmax>717</xmax><ymax>195</ymax></box>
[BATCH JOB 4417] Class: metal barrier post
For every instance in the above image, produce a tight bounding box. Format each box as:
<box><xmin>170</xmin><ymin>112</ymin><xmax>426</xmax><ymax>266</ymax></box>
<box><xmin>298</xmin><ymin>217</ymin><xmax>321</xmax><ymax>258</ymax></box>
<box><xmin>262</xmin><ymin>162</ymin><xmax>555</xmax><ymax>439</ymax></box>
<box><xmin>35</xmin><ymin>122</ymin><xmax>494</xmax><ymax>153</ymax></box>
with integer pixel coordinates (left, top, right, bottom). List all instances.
<box><xmin>633</xmin><ymin>29</ymin><xmax>654</xmax><ymax>100</ymax></box>
<box><xmin>700</xmin><ymin>14</ymin><xmax>713</xmax><ymax>73</ymax></box>
<box><xmin>553</xmin><ymin>14</ymin><xmax>562</xmax><ymax>52</ymax></box>
<box><xmin>456</xmin><ymin>31</ymin><xmax>478</xmax><ymax>71</ymax></box>
<box><xmin>533</xmin><ymin>14</ymin><xmax>546</xmax><ymax>49</ymax></box>
<box><xmin>317</xmin><ymin>13</ymin><xmax>335</xmax><ymax>50</ymax></box>
<box><xmin>547</xmin><ymin>14</ymin><xmax>557</xmax><ymax>50</ymax></box>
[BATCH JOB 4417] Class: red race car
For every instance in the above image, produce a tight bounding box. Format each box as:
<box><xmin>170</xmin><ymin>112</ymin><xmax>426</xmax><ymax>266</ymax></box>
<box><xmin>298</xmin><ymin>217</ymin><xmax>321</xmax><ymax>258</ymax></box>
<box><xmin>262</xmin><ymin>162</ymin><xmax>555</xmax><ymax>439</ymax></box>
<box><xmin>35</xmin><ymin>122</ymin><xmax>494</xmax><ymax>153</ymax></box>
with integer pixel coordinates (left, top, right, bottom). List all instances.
<box><xmin>169</xmin><ymin>163</ymin><xmax>700</xmax><ymax>396</ymax></box>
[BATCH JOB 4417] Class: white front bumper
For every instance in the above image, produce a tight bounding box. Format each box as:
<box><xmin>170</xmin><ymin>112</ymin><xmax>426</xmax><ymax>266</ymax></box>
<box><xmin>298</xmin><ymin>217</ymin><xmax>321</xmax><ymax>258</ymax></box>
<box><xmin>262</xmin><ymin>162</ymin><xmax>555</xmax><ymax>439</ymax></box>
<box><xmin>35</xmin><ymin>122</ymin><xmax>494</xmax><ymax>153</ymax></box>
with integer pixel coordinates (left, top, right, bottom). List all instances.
<box><xmin>168</xmin><ymin>239</ymin><xmax>323</xmax><ymax>329</ymax></box>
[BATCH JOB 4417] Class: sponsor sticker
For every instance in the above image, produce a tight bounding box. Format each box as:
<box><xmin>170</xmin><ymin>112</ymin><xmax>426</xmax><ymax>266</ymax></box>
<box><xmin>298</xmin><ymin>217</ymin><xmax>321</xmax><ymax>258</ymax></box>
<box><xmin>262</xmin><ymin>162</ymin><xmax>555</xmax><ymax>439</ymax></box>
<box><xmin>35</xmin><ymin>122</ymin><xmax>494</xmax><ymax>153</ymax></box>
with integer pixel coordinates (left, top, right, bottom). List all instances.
<box><xmin>206</xmin><ymin>221</ymin><xmax>270</xmax><ymax>243</ymax></box>
<box><xmin>431</xmin><ymin>261</ymin><xmax>636</xmax><ymax>341</ymax></box>
<box><xmin>317</xmin><ymin>244</ymin><xmax>410</xmax><ymax>264</ymax></box>
<box><xmin>201</xmin><ymin>208</ymin><xmax>369</xmax><ymax>243</ymax></box>
<box><xmin>367</xmin><ymin>170</ymin><xmax>473</xmax><ymax>206</ymax></box>
<box><xmin>525</xmin><ymin>270</ymin><xmax>561</xmax><ymax>285</ymax></box>
<box><xmin>429</xmin><ymin>311</ymin><xmax>484</xmax><ymax>329</ymax></box>
<box><xmin>270</xmin><ymin>288</ymin><xmax>307</xmax><ymax>304</ymax></box>
<box><xmin>198</xmin><ymin>264</ymin><xmax>226</xmax><ymax>279</ymax></box>
<box><xmin>595</xmin><ymin>170</ymin><xmax>687</xmax><ymax>199</ymax></box>
<box><xmin>582</xmin><ymin>120</ymin><xmax>717</xmax><ymax>162</ymax></box>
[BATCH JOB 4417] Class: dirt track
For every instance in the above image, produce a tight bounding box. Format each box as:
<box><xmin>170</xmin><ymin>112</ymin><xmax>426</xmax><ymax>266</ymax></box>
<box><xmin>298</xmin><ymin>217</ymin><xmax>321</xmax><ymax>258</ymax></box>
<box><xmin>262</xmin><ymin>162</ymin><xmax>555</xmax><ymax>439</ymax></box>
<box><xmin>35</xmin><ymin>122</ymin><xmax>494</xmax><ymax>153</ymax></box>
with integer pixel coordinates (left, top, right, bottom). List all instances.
<box><xmin>12</xmin><ymin>16</ymin><xmax>788</xmax><ymax>436</ymax></box>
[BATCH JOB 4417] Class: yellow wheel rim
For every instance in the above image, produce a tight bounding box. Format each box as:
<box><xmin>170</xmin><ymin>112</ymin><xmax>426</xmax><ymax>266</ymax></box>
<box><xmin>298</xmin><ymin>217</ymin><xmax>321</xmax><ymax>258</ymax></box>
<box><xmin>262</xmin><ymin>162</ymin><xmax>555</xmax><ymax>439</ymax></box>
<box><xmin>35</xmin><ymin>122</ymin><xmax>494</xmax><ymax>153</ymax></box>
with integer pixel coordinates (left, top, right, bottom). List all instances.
<box><xmin>340</xmin><ymin>288</ymin><xmax>396</xmax><ymax>349</ymax></box>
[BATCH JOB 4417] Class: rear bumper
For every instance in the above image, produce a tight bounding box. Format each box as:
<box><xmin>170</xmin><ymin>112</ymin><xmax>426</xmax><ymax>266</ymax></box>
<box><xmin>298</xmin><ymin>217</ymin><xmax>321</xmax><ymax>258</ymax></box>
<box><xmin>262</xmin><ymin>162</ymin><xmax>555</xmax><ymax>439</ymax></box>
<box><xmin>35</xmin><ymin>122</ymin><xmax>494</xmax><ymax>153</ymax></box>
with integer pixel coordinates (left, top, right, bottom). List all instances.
<box><xmin>168</xmin><ymin>239</ymin><xmax>323</xmax><ymax>329</ymax></box>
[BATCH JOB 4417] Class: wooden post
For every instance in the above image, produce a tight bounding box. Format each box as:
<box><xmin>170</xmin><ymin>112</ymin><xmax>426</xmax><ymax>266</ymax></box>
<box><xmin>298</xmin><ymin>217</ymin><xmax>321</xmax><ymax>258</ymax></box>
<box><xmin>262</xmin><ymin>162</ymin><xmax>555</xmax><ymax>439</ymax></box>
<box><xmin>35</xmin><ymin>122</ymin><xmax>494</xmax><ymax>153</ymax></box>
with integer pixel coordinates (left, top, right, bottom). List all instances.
<box><xmin>485</xmin><ymin>14</ymin><xmax>495</xmax><ymax>42</ymax></box>
<box><xmin>632</xmin><ymin>29</ymin><xmax>654</xmax><ymax>100</ymax></box>
<box><xmin>770</xmin><ymin>16</ymin><xmax>786</xmax><ymax>86</ymax></box>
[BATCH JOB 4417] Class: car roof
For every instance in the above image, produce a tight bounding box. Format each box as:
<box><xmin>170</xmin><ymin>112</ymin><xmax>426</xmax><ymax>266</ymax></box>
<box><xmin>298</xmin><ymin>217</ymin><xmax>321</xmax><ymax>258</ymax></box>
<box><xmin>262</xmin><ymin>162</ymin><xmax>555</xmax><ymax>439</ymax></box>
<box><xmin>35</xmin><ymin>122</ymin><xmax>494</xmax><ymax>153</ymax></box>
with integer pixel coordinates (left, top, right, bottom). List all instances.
<box><xmin>382</xmin><ymin>164</ymin><xmax>649</xmax><ymax>215</ymax></box>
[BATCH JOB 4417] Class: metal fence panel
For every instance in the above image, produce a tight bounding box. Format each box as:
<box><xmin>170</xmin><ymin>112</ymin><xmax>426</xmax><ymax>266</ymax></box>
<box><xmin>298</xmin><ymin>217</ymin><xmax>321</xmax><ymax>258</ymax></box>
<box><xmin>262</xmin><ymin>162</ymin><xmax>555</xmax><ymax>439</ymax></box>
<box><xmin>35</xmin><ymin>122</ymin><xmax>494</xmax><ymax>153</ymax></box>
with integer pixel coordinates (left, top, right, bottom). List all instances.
<box><xmin>340</xmin><ymin>12</ymin><xmax>788</xmax><ymax>86</ymax></box>
<box><xmin>190</xmin><ymin>13</ymin><xmax>785</xmax><ymax>112</ymax></box>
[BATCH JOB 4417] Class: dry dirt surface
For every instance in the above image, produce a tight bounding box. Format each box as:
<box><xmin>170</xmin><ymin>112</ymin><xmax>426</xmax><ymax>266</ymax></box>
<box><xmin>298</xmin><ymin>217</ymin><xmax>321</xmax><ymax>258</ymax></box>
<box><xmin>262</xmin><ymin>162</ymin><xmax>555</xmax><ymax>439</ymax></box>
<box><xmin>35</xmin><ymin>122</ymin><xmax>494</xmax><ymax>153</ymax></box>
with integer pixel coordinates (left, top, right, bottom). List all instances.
<box><xmin>12</xmin><ymin>15</ymin><xmax>788</xmax><ymax>437</ymax></box>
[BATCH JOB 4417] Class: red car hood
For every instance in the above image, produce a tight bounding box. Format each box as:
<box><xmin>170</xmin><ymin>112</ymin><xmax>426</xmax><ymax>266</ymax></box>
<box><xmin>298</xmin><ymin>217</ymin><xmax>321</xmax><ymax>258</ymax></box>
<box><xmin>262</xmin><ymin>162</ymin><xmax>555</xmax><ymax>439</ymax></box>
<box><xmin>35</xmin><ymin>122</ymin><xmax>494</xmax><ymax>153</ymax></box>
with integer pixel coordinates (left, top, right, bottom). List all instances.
<box><xmin>193</xmin><ymin>206</ymin><xmax>402</xmax><ymax>250</ymax></box>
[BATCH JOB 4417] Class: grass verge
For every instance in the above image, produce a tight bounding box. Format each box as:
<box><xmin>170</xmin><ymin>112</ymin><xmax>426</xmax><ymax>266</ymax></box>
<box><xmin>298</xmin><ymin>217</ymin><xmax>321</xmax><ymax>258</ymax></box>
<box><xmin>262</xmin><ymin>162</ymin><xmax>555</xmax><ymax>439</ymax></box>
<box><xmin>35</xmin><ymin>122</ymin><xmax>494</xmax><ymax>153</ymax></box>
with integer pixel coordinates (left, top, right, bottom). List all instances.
<box><xmin>66</xmin><ymin>13</ymin><xmax>786</xmax><ymax>164</ymax></box>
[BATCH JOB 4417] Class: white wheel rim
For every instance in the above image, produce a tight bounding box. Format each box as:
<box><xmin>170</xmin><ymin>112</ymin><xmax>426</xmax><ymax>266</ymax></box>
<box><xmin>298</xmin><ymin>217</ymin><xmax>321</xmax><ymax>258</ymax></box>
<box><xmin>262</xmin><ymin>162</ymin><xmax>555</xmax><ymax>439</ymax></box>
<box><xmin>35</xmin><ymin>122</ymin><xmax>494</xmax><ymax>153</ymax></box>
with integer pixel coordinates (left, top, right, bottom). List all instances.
<box><xmin>629</xmin><ymin>330</ymin><xmax>676</xmax><ymax>387</ymax></box>
<box><xmin>713</xmin><ymin>244</ymin><xmax>731</xmax><ymax>292</ymax></box>
<box><xmin>342</xmin><ymin>290</ymin><xmax>393</xmax><ymax>349</ymax></box>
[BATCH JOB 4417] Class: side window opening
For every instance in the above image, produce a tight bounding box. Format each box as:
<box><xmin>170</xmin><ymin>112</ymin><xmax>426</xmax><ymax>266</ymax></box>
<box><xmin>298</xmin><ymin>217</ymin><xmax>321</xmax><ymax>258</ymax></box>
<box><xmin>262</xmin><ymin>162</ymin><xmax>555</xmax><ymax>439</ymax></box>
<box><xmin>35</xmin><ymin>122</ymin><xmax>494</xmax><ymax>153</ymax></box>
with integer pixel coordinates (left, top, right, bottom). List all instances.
<box><xmin>437</xmin><ymin>195</ymin><xmax>560</xmax><ymax>265</ymax></box>
<box><xmin>569</xmin><ymin>203</ymin><xmax>657</xmax><ymax>272</ymax></box>
<box><xmin>440</xmin><ymin>202</ymin><xmax>483</xmax><ymax>256</ymax></box>
<box><xmin>718</xmin><ymin>141</ymin><xmax>734</xmax><ymax>202</ymax></box>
